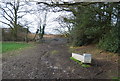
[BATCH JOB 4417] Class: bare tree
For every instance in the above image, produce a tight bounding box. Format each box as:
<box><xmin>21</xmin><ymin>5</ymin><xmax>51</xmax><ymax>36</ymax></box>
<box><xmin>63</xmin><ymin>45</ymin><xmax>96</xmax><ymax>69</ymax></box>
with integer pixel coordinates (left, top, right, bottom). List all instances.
<box><xmin>0</xmin><ymin>0</ymin><xmax>33</xmax><ymax>41</ymax></box>
<box><xmin>34</xmin><ymin>4</ymin><xmax>50</xmax><ymax>42</ymax></box>
<box><xmin>38</xmin><ymin>10</ymin><xmax>48</xmax><ymax>41</ymax></box>
<box><xmin>54</xmin><ymin>14</ymin><xmax>73</xmax><ymax>43</ymax></box>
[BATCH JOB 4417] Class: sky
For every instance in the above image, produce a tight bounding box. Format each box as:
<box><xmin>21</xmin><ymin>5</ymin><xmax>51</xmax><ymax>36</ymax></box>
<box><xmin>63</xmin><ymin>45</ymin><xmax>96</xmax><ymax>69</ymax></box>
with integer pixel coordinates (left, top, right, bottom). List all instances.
<box><xmin>26</xmin><ymin>11</ymin><xmax>70</xmax><ymax>34</ymax></box>
<box><xmin>23</xmin><ymin>6</ymin><xmax>71</xmax><ymax>34</ymax></box>
<box><xmin>0</xmin><ymin>1</ymin><xmax>118</xmax><ymax>34</ymax></box>
<box><xmin>0</xmin><ymin>1</ymin><xmax>72</xmax><ymax>34</ymax></box>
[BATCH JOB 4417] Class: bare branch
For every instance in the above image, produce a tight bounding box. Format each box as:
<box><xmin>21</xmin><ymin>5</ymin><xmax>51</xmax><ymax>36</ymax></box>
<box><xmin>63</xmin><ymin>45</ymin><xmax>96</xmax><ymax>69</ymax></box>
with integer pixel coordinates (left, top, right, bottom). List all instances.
<box><xmin>37</xmin><ymin>2</ymin><xmax>96</xmax><ymax>7</ymax></box>
<box><xmin>18</xmin><ymin>13</ymin><xmax>27</xmax><ymax>18</ymax></box>
<box><xmin>0</xmin><ymin>21</ymin><xmax>13</xmax><ymax>29</ymax></box>
<box><xmin>6</xmin><ymin>5</ymin><xmax>14</xmax><ymax>17</ymax></box>
<box><xmin>0</xmin><ymin>7</ymin><xmax>14</xmax><ymax>21</ymax></box>
<box><xmin>6</xmin><ymin>2</ymin><xmax>14</xmax><ymax>8</ymax></box>
<box><xmin>1</xmin><ymin>13</ymin><xmax>13</xmax><ymax>23</ymax></box>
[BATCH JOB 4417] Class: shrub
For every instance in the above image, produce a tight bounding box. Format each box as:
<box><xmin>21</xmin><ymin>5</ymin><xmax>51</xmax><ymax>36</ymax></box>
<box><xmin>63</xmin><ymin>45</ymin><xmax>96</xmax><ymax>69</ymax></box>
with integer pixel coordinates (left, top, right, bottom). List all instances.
<box><xmin>98</xmin><ymin>28</ymin><xmax>119</xmax><ymax>53</ymax></box>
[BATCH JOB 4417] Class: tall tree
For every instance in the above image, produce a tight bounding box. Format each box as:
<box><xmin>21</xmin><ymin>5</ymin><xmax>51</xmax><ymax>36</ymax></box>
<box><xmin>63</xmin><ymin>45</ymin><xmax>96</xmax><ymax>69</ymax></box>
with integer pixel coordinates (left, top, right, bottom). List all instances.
<box><xmin>0</xmin><ymin>0</ymin><xmax>32</xmax><ymax>41</ymax></box>
<box><xmin>34</xmin><ymin>3</ymin><xmax>50</xmax><ymax>42</ymax></box>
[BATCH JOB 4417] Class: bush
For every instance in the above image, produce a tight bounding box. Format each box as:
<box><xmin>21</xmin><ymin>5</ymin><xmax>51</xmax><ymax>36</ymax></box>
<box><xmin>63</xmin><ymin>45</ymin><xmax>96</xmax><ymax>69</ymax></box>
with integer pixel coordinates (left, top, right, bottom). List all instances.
<box><xmin>98</xmin><ymin>28</ymin><xmax>119</xmax><ymax>53</ymax></box>
<box><xmin>71</xmin><ymin>26</ymin><xmax>87</xmax><ymax>46</ymax></box>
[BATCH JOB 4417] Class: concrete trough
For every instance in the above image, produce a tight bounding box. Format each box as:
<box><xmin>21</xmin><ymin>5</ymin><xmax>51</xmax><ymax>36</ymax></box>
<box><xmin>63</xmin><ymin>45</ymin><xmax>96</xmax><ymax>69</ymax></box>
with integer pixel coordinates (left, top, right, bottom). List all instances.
<box><xmin>72</xmin><ymin>53</ymin><xmax>92</xmax><ymax>63</ymax></box>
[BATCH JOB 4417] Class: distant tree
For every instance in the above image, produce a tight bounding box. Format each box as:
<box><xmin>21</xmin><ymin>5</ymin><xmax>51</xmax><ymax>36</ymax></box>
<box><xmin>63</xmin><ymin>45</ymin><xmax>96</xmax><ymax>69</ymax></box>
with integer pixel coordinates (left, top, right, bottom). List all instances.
<box><xmin>20</xmin><ymin>20</ymin><xmax>32</xmax><ymax>43</ymax></box>
<box><xmin>38</xmin><ymin>2</ymin><xmax>120</xmax><ymax>53</ymax></box>
<box><xmin>0</xmin><ymin>0</ymin><xmax>33</xmax><ymax>41</ymax></box>
<box><xmin>34</xmin><ymin>3</ymin><xmax>50</xmax><ymax>42</ymax></box>
<box><xmin>38</xmin><ymin>10</ymin><xmax>47</xmax><ymax>41</ymax></box>
<box><xmin>54</xmin><ymin>15</ymin><xmax>73</xmax><ymax>43</ymax></box>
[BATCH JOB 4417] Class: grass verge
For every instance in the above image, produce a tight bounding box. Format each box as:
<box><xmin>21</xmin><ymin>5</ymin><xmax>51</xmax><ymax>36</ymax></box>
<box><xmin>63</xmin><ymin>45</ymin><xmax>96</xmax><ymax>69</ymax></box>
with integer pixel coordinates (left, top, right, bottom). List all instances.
<box><xmin>2</xmin><ymin>42</ymin><xmax>32</xmax><ymax>53</ymax></box>
<box><xmin>112</xmin><ymin>77</ymin><xmax>120</xmax><ymax>81</ymax></box>
<box><xmin>0</xmin><ymin>42</ymin><xmax>2</xmax><ymax>54</ymax></box>
<box><xmin>70</xmin><ymin>57</ymin><xmax>91</xmax><ymax>68</ymax></box>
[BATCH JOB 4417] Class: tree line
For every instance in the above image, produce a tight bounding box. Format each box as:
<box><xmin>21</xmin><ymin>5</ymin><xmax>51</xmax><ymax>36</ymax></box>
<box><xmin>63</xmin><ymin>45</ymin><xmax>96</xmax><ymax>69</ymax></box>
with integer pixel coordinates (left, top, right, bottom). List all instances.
<box><xmin>53</xmin><ymin>2</ymin><xmax>120</xmax><ymax>53</ymax></box>
<box><xmin>38</xmin><ymin>2</ymin><xmax>119</xmax><ymax>53</ymax></box>
<box><xmin>1</xmin><ymin>1</ymin><xmax>120</xmax><ymax>53</ymax></box>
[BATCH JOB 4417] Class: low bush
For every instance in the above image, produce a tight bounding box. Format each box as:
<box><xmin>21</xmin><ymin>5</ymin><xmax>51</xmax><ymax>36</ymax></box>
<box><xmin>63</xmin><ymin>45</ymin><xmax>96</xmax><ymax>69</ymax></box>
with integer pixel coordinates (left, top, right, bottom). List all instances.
<box><xmin>98</xmin><ymin>28</ymin><xmax>119</xmax><ymax>53</ymax></box>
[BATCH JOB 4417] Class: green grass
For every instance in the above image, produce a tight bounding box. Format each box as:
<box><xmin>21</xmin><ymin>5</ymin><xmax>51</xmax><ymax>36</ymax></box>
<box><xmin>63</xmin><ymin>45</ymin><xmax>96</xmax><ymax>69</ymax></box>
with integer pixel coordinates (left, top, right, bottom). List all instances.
<box><xmin>70</xmin><ymin>57</ymin><xmax>91</xmax><ymax>68</ymax></box>
<box><xmin>0</xmin><ymin>42</ymin><xmax>2</xmax><ymax>53</ymax></box>
<box><xmin>112</xmin><ymin>77</ymin><xmax>120</xmax><ymax>81</ymax></box>
<box><xmin>2</xmin><ymin>42</ymin><xmax>31</xmax><ymax>53</ymax></box>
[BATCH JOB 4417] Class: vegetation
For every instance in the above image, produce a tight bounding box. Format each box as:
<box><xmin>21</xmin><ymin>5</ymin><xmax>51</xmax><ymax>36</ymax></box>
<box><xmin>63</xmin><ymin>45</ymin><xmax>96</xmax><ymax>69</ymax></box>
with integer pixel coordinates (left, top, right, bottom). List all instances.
<box><xmin>70</xmin><ymin>57</ymin><xmax>91</xmax><ymax>68</ymax></box>
<box><xmin>60</xmin><ymin>3</ymin><xmax>120</xmax><ymax>53</ymax></box>
<box><xmin>1</xmin><ymin>2</ymin><xmax>119</xmax><ymax>53</ymax></box>
<box><xmin>0</xmin><ymin>1</ymin><xmax>33</xmax><ymax>42</ymax></box>
<box><xmin>0</xmin><ymin>42</ymin><xmax>2</xmax><ymax>53</ymax></box>
<box><xmin>2</xmin><ymin>42</ymin><xmax>31</xmax><ymax>53</ymax></box>
<box><xmin>51</xmin><ymin>50</ymin><xmax>59</xmax><ymax>55</ymax></box>
<box><xmin>98</xmin><ymin>28</ymin><xmax>119</xmax><ymax>53</ymax></box>
<box><xmin>112</xmin><ymin>77</ymin><xmax>120</xmax><ymax>81</ymax></box>
<box><xmin>2</xmin><ymin>27</ymin><xmax>31</xmax><ymax>41</ymax></box>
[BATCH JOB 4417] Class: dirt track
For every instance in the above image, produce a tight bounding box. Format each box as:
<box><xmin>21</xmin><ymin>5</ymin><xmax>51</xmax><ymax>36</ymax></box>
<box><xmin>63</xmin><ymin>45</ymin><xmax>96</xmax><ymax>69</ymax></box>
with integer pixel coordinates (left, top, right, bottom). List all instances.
<box><xmin>2</xmin><ymin>38</ymin><xmax>119</xmax><ymax>79</ymax></box>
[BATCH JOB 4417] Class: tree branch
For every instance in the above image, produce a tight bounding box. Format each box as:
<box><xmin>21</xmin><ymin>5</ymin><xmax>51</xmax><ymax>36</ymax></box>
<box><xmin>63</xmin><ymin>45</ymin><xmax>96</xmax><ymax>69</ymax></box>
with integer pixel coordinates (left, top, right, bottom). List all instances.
<box><xmin>0</xmin><ymin>21</ymin><xmax>13</xmax><ymax>29</ymax></box>
<box><xmin>37</xmin><ymin>2</ymin><xmax>96</xmax><ymax>7</ymax></box>
<box><xmin>6</xmin><ymin>5</ymin><xmax>14</xmax><ymax>18</ymax></box>
<box><xmin>18</xmin><ymin>13</ymin><xmax>27</xmax><ymax>18</ymax></box>
<box><xmin>1</xmin><ymin>14</ymin><xmax>13</xmax><ymax>23</ymax></box>
<box><xmin>0</xmin><ymin>7</ymin><xmax>14</xmax><ymax>21</ymax></box>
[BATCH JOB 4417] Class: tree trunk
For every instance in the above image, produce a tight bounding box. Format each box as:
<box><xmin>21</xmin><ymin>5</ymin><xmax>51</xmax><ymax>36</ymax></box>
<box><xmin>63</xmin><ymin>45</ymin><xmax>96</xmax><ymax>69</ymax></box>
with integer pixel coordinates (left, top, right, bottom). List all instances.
<box><xmin>25</xmin><ymin>27</ymin><xmax>29</xmax><ymax>43</ymax></box>
<box><xmin>13</xmin><ymin>29</ymin><xmax>18</xmax><ymax>41</ymax></box>
<box><xmin>33</xmin><ymin>29</ymin><xmax>39</xmax><ymax>41</ymax></box>
<box><xmin>39</xmin><ymin>25</ymin><xmax>45</xmax><ymax>43</ymax></box>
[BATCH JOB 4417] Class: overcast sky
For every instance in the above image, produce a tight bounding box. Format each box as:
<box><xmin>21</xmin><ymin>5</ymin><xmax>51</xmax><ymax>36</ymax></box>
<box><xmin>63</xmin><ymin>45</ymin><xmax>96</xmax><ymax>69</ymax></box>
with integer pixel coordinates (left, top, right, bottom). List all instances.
<box><xmin>0</xmin><ymin>1</ymin><xmax>72</xmax><ymax>34</ymax></box>
<box><xmin>24</xmin><ymin>11</ymin><xmax>71</xmax><ymax>34</ymax></box>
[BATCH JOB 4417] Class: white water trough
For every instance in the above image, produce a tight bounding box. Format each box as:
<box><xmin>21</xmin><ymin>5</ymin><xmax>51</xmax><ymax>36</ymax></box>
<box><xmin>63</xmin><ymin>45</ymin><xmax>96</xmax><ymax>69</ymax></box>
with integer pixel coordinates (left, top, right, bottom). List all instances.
<box><xmin>72</xmin><ymin>53</ymin><xmax>92</xmax><ymax>63</ymax></box>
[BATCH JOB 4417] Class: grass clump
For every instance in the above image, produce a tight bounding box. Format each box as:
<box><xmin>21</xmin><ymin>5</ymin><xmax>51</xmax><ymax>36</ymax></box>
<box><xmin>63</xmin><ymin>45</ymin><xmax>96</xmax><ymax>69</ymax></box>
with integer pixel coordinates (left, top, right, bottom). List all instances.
<box><xmin>70</xmin><ymin>57</ymin><xmax>91</xmax><ymax>68</ymax></box>
<box><xmin>51</xmin><ymin>50</ymin><xmax>59</xmax><ymax>55</ymax></box>
<box><xmin>81</xmin><ymin>64</ymin><xmax>91</xmax><ymax>68</ymax></box>
<box><xmin>2</xmin><ymin>42</ymin><xmax>31</xmax><ymax>53</ymax></box>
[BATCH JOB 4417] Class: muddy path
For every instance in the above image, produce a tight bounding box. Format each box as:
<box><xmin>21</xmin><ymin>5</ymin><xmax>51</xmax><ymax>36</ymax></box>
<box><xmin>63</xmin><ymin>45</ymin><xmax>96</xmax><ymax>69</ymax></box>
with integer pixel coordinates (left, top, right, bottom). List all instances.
<box><xmin>2</xmin><ymin>38</ymin><xmax>119</xmax><ymax>79</ymax></box>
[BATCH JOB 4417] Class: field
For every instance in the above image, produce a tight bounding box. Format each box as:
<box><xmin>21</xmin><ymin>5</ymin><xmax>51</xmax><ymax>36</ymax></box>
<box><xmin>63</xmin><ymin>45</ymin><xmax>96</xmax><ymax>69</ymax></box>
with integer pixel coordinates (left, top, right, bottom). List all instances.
<box><xmin>2</xmin><ymin>42</ymin><xmax>31</xmax><ymax>53</ymax></box>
